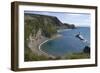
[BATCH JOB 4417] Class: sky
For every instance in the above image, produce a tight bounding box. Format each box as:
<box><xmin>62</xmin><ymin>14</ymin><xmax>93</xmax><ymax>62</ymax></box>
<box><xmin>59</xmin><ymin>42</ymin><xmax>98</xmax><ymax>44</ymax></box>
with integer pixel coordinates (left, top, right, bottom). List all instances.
<box><xmin>25</xmin><ymin>11</ymin><xmax>91</xmax><ymax>27</ymax></box>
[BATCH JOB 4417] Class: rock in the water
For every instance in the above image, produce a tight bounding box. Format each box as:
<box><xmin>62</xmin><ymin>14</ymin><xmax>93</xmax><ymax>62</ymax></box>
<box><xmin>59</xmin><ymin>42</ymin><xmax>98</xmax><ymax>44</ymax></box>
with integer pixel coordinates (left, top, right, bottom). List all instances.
<box><xmin>83</xmin><ymin>46</ymin><xmax>90</xmax><ymax>53</ymax></box>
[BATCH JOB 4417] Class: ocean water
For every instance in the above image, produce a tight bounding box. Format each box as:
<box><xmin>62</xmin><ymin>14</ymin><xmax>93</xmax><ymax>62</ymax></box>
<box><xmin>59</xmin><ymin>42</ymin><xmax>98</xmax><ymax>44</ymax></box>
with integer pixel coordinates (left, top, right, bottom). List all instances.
<box><xmin>41</xmin><ymin>27</ymin><xmax>90</xmax><ymax>56</ymax></box>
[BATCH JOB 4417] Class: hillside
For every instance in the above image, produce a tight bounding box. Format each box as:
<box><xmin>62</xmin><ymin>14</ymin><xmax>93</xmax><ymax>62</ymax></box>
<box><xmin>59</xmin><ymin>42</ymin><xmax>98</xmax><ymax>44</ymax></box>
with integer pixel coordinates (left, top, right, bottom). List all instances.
<box><xmin>24</xmin><ymin>13</ymin><xmax>75</xmax><ymax>39</ymax></box>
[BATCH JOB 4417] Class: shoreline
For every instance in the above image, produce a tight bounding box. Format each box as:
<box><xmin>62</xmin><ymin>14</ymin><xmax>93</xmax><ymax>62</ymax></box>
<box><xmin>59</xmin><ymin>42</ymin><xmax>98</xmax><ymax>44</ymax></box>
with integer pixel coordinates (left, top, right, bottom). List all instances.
<box><xmin>28</xmin><ymin>34</ymin><xmax>62</xmax><ymax>59</ymax></box>
<box><xmin>38</xmin><ymin>34</ymin><xmax>62</xmax><ymax>58</ymax></box>
<box><xmin>38</xmin><ymin>39</ymin><xmax>55</xmax><ymax>58</ymax></box>
<box><xmin>57</xmin><ymin>29</ymin><xmax>72</xmax><ymax>32</ymax></box>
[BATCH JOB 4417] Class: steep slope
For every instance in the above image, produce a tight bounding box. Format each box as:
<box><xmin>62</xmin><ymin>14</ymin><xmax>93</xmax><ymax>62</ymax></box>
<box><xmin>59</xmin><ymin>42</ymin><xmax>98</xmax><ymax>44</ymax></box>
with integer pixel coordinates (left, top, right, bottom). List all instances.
<box><xmin>24</xmin><ymin>13</ymin><xmax>75</xmax><ymax>39</ymax></box>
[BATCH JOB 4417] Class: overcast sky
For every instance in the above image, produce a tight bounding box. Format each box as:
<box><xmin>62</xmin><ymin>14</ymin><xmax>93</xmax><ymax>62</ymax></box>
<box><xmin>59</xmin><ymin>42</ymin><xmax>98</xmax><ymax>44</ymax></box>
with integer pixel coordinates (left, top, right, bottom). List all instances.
<box><xmin>25</xmin><ymin>11</ymin><xmax>91</xmax><ymax>27</ymax></box>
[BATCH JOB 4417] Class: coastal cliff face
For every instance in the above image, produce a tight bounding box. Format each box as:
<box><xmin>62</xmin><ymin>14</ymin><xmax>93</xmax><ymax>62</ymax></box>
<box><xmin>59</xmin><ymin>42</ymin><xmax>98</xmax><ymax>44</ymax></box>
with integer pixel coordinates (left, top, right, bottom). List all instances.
<box><xmin>24</xmin><ymin>13</ymin><xmax>75</xmax><ymax>39</ymax></box>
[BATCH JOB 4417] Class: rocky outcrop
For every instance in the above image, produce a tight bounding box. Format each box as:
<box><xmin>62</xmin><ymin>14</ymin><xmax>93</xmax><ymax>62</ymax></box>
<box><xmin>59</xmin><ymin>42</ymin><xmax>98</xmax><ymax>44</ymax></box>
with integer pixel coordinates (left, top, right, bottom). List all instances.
<box><xmin>83</xmin><ymin>46</ymin><xmax>90</xmax><ymax>53</ymax></box>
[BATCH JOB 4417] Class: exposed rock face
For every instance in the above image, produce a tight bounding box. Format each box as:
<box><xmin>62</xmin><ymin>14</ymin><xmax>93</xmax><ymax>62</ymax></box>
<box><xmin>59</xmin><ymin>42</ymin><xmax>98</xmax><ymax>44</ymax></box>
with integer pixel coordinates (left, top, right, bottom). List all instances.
<box><xmin>83</xmin><ymin>46</ymin><xmax>90</xmax><ymax>53</ymax></box>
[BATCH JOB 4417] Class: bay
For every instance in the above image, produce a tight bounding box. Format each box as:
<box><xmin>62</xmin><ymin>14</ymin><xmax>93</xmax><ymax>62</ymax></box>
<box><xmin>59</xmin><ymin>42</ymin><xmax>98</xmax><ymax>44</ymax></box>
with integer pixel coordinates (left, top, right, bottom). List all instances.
<box><xmin>41</xmin><ymin>27</ymin><xmax>90</xmax><ymax>57</ymax></box>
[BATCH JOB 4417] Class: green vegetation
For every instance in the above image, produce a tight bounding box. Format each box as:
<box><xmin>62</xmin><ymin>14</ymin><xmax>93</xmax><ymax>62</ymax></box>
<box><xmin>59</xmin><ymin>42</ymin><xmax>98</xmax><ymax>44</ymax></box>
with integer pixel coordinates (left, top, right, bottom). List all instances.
<box><xmin>64</xmin><ymin>46</ymin><xmax>90</xmax><ymax>59</ymax></box>
<box><xmin>41</xmin><ymin>17</ymin><xmax>57</xmax><ymax>37</ymax></box>
<box><xmin>24</xmin><ymin>42</ymin><xmax>51</xmax><ymax>61</ymax></box>
<box><xmin>24</xmin><ymin>48</ymin><xmax>50</xmax><ymax>61</ymax></box>
<box><xmin>24</xmin><ymin>14</ymin><xmax>58</xmax><ymax>39</ymax></box>
<box><xmin>65</xmin><ymin>52</ymin><xmax>90</xmax><ymax>59</ymax></box>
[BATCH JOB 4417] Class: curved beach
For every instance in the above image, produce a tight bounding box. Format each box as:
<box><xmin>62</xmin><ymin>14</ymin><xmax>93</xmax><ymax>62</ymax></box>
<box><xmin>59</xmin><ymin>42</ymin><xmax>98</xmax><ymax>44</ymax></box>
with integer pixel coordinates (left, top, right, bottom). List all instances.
<box><xmin>39</xmin><ymin>39</ymin><xmax>56</xmax><ymax>58</ymax></box>
<box><xmin>38</xmin><ymin>34</ymin><xmax>62</xmax><ymax>58</ymax></box>
<box><xmin>28</xmin><ymin>34</ymin><xmax>62</xmax><ymax>59</ymax></box>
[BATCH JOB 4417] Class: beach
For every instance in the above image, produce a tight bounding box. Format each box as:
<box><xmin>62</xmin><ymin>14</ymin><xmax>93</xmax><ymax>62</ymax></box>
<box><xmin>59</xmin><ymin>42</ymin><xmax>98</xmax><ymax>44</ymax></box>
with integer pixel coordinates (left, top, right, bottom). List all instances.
<box><xmin>28</xmin><ymin>34</ymin><xmax>62</xmax><ymax>59</ymax></box>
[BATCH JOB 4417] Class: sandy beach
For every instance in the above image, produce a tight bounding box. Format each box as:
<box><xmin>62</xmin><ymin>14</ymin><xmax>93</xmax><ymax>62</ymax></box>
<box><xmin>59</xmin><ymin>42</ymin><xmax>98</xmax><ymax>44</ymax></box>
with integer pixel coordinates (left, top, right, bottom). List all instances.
<box><xmin>28</xmin><ymin>34</ymin><xmax>62</xmax><ymax>58</ymax></box>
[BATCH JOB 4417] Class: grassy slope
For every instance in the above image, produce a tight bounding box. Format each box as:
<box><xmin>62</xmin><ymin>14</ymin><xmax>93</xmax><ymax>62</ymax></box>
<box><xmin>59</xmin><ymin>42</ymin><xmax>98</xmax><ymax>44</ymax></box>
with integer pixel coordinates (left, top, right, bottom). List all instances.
<box><xmin>64</xmin><ymin>52</ymin><xmax>90</xmax><ymax>59</ymax></box>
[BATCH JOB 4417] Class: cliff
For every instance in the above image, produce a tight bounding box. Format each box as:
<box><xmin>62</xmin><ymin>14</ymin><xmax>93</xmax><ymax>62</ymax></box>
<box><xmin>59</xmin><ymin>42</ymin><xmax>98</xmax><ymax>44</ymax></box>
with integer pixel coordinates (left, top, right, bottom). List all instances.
<box><xmin>24</xmin><ymin>13</ymin><xmax>75</xmax><ymax>39</ymax></box>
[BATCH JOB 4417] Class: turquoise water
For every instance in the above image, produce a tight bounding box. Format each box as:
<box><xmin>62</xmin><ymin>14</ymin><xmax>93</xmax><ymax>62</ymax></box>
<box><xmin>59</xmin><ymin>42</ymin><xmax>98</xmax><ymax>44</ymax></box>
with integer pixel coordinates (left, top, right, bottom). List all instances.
<box><xmin>41</xmin><ymin>27</ymin><xmax>90</xmax><ymax>56</ymax></box>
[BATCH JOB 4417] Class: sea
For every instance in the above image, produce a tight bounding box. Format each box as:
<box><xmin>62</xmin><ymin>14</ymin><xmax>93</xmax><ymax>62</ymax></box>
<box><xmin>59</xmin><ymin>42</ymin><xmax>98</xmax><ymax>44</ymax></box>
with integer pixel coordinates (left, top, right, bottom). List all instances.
<box><xmin>41</xmin><ymin>27</ymin><xmax>90</xmax><ymax>57</ymax></box>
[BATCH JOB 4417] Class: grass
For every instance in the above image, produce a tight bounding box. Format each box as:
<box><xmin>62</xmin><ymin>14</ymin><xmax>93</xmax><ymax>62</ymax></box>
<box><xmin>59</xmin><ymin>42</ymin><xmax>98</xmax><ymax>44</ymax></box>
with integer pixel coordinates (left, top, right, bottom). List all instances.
<box><xmin>25</xmin><ymin>48</ymin><xmax>90</xmax><ymax>61</ymax></box>
<box><xmin>65</xmin><ymin>52</ymin><xmax>90</xmax><ymax>59</ymax></box>
<box><xmin>24</xmin><ymin>44</ymin><xmax>90</xmax><ymax>61</ymax></box>
<box><xmin>24</xmin><ymin>49</ymin><xmax>48</xmax><ymax>61</ymax></box>
<box><xmin>24</xmin><ymin>46</ymin><xmax>52</xmax><ymax>61</ymax></box>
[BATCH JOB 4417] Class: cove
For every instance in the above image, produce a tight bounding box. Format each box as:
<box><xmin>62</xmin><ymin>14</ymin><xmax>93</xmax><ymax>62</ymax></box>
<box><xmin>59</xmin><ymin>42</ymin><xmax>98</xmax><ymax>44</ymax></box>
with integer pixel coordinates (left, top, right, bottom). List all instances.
<box><xmin>41</xmin><ymin>27</ymin><xmax>90</xmax><ymax>57</ymax></box>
